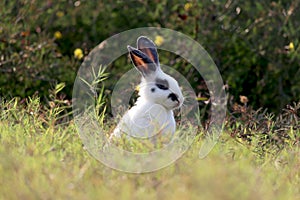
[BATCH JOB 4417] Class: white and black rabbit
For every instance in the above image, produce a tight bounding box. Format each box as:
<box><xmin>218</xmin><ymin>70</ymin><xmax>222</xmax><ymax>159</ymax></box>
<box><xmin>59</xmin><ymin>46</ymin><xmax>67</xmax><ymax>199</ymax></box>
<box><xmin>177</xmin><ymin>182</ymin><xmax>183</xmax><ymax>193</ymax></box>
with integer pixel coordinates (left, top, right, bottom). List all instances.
<box><xmin>110</xmin><ymin>36</ymin><xmax>184</xmax><ymax>141</ymax></box>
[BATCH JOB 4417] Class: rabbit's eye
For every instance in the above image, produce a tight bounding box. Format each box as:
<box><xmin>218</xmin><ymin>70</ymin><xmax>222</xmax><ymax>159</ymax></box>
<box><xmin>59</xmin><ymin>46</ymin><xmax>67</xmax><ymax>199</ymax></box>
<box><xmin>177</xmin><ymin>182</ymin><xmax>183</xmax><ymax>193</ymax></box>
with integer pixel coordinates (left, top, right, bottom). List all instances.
<box><xmin>156</xmin><ymin>84</ymin><xmax>168</xmax><ymax>90</ymax></box>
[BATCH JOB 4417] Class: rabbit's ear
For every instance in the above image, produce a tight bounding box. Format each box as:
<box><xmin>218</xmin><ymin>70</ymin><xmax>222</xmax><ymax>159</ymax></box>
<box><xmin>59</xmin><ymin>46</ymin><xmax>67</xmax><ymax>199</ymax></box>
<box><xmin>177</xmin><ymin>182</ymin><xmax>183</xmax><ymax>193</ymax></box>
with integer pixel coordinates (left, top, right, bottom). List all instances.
<box><xmin>137</xmin><ymin>36</ymin><xmax>159</xmax><ymax>66</ymax></box>
<box><xmin>127</xmin><ymin>46</ymin><xmax>157</xmax><ymax>77</ymax></box>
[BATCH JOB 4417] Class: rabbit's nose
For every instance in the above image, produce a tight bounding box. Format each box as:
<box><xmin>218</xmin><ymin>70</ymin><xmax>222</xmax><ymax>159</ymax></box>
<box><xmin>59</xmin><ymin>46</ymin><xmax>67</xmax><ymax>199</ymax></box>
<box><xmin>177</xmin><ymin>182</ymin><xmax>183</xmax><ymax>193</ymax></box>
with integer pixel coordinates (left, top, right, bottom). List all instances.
<box><xmin>168</xmin><ymin>93</ymin><xmax>179</xmax><ymax>102</ymax></box>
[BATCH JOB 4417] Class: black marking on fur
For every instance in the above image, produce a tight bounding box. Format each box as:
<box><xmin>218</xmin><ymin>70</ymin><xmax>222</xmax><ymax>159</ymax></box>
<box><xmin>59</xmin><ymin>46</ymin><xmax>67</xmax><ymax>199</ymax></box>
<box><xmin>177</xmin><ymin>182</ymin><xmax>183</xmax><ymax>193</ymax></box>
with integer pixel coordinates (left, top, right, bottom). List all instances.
<box><xmin>155</xmin><ymin>78</ymin><xmax>169</xmax><ymax>90</ymax></box>
<box><xmin>168</xmin><ymin>93</ymin><xmax>179</xmax><ymax>102</ymax></box>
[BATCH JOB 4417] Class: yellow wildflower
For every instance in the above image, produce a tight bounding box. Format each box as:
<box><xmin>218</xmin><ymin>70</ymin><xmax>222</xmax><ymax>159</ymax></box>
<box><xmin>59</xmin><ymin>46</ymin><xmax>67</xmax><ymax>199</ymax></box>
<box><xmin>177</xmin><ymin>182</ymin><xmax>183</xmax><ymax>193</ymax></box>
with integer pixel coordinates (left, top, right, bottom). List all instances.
<box><xmin>289</xmin><ymin>42</ymin><xmax>294</xmax><ymax>51</ymax></box>
<box><xmin>56</xmin><ymin>11</ymin><xmax>64</xmax><ymax>18</ymax></box>
<box><xmin>54</xmin><ymin>31</ymin><xmax>62</xmax><ymax>39</ymax></box>
<box><xmin>135</xmin><ymin>85</ymin><xmax>140</xmax><ymax>92</ymax></box>
<box><xmin>184</xmin><ymin>2</ymin><xmax>192</xmax><ymax>11</ymax></box>
<box><xmin>154</xmin><ymin>35</ymin><xmax>164</xmax><ymax>46</ymax></box>
<box><xmin>74</xmin><ymin>48</ymin><xmax>84</xmax><ymax>60</ymax></box>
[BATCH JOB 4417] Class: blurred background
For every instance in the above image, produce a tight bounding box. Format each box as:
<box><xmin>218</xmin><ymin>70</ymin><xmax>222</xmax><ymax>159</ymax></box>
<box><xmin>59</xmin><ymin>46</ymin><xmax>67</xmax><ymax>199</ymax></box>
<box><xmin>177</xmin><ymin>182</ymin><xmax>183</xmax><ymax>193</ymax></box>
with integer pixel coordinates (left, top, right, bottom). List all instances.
<box><xmin>1</xmin><ymin>0</ymin><xmax>299</xmax><ymax>114</ymax></box>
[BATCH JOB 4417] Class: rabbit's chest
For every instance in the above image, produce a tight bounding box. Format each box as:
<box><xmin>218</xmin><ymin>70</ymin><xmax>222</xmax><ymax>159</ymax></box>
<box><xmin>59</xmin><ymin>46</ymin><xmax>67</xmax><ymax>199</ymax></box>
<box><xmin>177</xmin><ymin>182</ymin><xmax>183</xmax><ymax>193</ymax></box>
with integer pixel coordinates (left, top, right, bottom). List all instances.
<box><xmin>121</xmin><ymin>104</ymin><xmax>175</xmax><ymax>138</ymax></box>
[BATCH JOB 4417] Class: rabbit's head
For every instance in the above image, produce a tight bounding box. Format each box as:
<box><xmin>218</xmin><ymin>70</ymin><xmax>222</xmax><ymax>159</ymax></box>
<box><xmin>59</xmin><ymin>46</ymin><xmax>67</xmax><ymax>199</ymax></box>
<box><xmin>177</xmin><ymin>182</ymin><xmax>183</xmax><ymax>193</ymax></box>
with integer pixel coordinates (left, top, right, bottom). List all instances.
<box><xmin>127</xmin><ymin>36</ymin><xmax>184</xmax><ymax>110</ymax></box>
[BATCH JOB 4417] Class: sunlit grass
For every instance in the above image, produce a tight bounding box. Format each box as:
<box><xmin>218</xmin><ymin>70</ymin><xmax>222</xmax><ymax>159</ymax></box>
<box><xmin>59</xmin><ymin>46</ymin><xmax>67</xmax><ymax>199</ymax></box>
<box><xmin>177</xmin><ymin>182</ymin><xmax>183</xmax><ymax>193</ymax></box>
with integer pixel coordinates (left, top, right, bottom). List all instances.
<box><xmin>0</xmin><ymin>97</ymin><xmax>299</xmax><ymax>200</ymax></box>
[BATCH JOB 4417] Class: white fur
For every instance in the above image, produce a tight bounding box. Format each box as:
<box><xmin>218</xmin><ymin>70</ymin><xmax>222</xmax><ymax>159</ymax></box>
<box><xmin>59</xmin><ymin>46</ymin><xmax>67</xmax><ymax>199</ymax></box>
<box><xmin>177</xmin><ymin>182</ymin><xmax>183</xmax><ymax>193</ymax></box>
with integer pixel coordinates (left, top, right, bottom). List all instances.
<box><xmin>110</xmin><ymin>36</ymin><xmax>184</xmax><ymax>141</ymax></box>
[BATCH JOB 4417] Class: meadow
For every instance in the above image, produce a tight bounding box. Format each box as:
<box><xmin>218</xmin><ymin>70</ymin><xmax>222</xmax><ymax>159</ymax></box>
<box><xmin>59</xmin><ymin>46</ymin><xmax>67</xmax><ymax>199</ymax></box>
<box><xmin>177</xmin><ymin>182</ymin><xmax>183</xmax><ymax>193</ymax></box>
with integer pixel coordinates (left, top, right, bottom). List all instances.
<box><xmin>0</xmin><ymin>84</ymin><xmax>299</xmax><ymax>200</ymax></box>
<box><xmin>1</xmin><ymin>1</ymin><xmax>300</xmax><ymax>199</ymax></box>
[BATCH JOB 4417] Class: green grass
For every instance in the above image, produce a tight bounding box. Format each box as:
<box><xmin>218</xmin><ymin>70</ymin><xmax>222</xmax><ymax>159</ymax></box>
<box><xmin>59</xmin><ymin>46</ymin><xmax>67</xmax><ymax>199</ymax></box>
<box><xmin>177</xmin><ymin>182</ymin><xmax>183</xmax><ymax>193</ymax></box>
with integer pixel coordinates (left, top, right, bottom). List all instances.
<box><xmin>0</xmin><ymin>97</ymin><xmax>299</xmax><ymax>200</ymax></box>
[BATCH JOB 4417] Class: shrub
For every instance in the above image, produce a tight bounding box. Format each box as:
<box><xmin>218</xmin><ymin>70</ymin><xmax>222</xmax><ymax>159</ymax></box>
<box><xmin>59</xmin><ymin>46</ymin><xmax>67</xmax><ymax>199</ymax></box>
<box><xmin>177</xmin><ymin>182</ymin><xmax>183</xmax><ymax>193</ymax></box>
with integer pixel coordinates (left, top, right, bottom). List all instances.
<box><xmin>0</xmin><ymin>0</ymin><xmax>299</xmax><ymax>113</ymax></box>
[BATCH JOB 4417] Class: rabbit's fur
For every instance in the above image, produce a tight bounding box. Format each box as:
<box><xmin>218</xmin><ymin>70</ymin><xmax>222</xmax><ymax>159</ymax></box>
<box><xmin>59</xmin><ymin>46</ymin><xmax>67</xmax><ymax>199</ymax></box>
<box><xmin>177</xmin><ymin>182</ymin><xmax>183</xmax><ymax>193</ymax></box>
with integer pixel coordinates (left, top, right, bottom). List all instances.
<box><xmin>110</xmin><ymin>36</ymin><xmax>184</xmax><ymax>140</ymax></box>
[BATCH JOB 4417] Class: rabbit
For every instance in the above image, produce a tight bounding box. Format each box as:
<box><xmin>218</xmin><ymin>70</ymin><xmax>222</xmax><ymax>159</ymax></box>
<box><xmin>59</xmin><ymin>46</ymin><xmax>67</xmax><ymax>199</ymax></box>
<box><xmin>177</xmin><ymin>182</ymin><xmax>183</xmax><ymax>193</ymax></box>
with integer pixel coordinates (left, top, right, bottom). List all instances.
<box><xmin>110</xmin><ymin>36</ymin><xmax>184</xmax><ymax>142</ymax></box>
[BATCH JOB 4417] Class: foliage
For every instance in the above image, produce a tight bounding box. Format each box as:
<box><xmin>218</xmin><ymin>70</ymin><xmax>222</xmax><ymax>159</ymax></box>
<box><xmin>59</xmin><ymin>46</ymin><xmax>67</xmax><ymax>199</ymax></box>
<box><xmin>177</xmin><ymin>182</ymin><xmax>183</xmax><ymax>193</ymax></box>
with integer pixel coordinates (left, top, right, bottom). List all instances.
<box><xmin>1</xmin><ymin>0</ymin><xmax>299</xmax><ymax>113</ymax></box>
<box><xmin>227</xmin><ymin>97</ymin><xmax>299</xmax><ymax>157</ymax></box>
